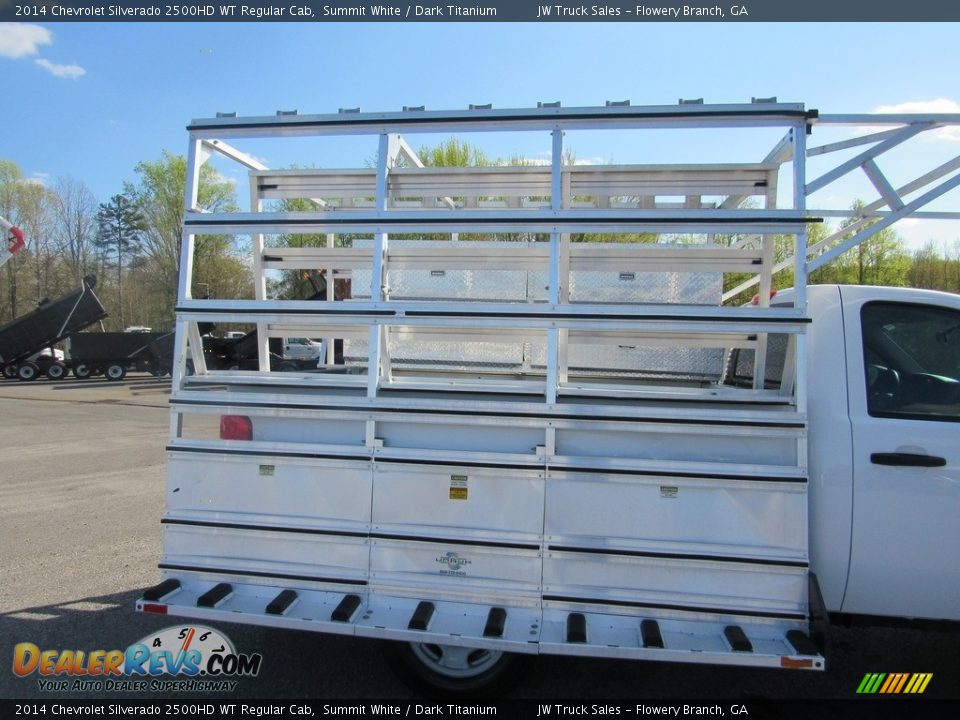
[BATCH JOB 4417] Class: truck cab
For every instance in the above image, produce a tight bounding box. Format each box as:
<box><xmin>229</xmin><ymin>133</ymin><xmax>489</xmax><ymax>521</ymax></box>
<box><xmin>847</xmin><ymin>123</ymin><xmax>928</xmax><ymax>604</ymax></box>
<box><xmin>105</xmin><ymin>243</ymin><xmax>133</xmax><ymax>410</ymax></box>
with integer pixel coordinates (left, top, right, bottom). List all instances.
<box><xmin>804</xmin><ymin>285</ymin><xmax>960</xmax><ymax>621</ymax></box>
<box><xmin>730</xmin><ymin>285</ymin><xmax>960</xmax><ymax>621</ymax></box>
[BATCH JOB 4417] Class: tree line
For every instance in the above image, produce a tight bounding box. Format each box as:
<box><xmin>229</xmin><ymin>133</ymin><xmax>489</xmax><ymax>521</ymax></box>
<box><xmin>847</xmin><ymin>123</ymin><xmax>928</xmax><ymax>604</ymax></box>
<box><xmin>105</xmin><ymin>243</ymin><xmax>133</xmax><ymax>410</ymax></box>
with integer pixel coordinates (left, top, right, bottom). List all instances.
<box><xmin>0</xmin><ymin>154</ymin><xmax>249</xmax><ymax>330</ymax></box>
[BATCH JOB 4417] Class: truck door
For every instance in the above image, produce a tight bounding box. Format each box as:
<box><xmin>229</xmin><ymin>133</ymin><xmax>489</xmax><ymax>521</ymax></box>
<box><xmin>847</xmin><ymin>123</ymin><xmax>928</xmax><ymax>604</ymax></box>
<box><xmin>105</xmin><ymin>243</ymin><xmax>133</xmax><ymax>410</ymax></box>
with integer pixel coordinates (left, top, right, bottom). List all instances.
<box><xmin>844</xmin><ymin>294</ymin><xmax>960</xmax><ymax>620</ymax></box>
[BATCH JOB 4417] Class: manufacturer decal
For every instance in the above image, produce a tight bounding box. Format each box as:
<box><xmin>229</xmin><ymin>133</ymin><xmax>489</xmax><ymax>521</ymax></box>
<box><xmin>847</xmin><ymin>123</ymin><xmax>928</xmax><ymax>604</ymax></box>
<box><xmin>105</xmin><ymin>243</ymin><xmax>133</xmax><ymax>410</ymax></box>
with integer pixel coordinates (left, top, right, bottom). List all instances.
<box><xmin>449</xmin><ymin>474</ymin><xmax>468</xmax><ymax>500</ymax></box>
<box><xmin>435</xmin><ymin>551</ymin><xmax>472</xmax><ymax>576</ymax></box>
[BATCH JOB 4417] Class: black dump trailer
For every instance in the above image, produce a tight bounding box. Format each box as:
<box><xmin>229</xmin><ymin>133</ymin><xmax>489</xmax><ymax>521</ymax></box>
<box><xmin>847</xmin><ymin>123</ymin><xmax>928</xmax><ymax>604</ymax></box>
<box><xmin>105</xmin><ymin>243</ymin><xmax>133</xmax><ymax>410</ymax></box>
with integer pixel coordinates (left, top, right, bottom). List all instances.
<box><xmin>200</xmin><ymin>331</ymin><xmax>283</xmax><ymax>371</ymax></box>
<box><xmin>0</xmin><ymin>276</ymin><xmax>108</xmax><ymax>381</ymax></box>
<box><xmin>200</xmin><ymin>332</ymin><xmax>340</xmax><ymax>372</ymax></box>
<box><xmin>68</xmin><ymin>331</ymin><xmax>175</xmax><ymax>380</ymax></box>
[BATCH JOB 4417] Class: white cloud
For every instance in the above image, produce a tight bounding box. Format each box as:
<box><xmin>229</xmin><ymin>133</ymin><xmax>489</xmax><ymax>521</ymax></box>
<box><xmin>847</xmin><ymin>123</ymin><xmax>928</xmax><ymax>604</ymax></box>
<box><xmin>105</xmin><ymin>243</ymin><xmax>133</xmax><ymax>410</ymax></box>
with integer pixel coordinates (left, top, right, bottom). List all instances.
<box><xmin>0</xmin><ymin>23</ymin><xmax>52</xmax><ymax>59</ymax></box>
<box><xmin>573</xmin><ymin>157</ymin><xmax>609</xmax><ymax>166</ymax></box>
<box><xmin>514</xmin><ymin>157</ymin><xmax>551</xmax><ymax>166</ymax></box>
<box><xmin>872</xmin><ymin>99</ymin><xmax>960</xmax><ymax>142</ymax></box>
<box><xmin>0</xmin><ymin>25</ymin><xmax>87</xmax><ymax>80</ymax></box>
<box><xmin>35</xmin><ymin>58</ymin><xmax>86</xmax><ymax>79</ymax></box>
<box><xmin>873</xmin><ymin>98</ymin><xmax>960</xmax><ymax>114</ymax></box>
<box><xmin>211</xmin><ymin>170</ymin><xmax>237</xmax><ymax>186</ymax></box>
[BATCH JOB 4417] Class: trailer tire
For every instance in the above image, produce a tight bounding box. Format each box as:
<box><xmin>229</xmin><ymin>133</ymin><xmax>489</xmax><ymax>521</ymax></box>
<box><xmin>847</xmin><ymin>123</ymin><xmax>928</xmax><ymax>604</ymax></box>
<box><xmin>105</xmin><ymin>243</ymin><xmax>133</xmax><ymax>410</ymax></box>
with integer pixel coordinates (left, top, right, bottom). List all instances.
<box><xmin>105</xmin><ymin>363</ymin><xmax>127</xmax><ymax>381</ymax></box>
<box><xmin>17</xmin><ymin>361</ymin><xmax>40</xmax><ymax>381</ymax></box>
<box><xmin>2</xmin><ymin>364</ymin><xmax>16</xmax><ymax>379</ymax></box>
<box><xmin>45</xmin><ymin>362</ymin><xmax>67</xmax><ymax>380</ymax></box>
<box><xmin>73</xmin><ymin>364</ymin><xmax>92</xmax><ymax>379</ymax></box>
<box><xmin>381</xmin><ymin>641</ymin><xmax>531</xmax><ymax>698</ymax></box>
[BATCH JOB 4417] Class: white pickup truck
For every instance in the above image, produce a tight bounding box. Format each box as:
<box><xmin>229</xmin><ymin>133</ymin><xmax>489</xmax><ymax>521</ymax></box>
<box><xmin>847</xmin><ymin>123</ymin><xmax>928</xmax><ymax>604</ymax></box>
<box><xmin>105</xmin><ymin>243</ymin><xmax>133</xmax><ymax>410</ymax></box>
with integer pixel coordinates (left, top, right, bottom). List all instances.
<box><xmin>137</xmin><ymin>102</ymin><xmax>959</xmax><ymax>697</ymax></box>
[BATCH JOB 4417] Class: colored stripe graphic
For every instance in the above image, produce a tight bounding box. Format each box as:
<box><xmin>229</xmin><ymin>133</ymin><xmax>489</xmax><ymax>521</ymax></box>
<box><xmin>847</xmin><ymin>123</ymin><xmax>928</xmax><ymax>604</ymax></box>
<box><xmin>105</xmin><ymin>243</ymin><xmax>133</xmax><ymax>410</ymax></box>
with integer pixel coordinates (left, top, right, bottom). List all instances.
<box><xmin>892</xmin><ymin>673</ymin><xmax>910</xmax><ymax>693</ymax></box>
<box><xmin>906</xmin><ymin>673</ymin><xmax>933</xmax><ymax>693</ymax></box>
<box><xmin>857</xmin><ymin>672</ymin><xmax>932</xmax><ymax>694</ymax></box>
<box><xmin>861</xmin><ymin>673</ymin><xmax>885</xmax><ymax>694</ymax></box>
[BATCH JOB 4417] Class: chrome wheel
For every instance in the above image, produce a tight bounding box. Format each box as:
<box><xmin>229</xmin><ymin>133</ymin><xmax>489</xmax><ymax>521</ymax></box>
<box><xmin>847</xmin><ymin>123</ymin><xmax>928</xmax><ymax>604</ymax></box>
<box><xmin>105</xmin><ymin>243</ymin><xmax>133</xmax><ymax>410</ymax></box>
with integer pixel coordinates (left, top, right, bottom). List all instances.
<box><xmin>382</xmin><ymin>640</ymin><xmax>531</xmax><ymax>697</ymax></box>
<box><xmin>408</xmin><ymin>643</ymin><xmax>504</xmax><ymax>679</ymax></box>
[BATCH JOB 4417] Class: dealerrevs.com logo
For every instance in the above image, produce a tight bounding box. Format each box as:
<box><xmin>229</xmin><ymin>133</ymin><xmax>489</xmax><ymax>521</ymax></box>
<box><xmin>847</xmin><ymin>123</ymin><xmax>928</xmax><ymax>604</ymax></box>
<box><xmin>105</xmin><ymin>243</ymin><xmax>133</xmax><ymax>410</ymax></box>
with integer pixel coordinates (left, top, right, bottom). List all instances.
<box><xmin>13</xmin><ymin>625</ymin><xmax>262</xmax><ymax>693</ymax></box>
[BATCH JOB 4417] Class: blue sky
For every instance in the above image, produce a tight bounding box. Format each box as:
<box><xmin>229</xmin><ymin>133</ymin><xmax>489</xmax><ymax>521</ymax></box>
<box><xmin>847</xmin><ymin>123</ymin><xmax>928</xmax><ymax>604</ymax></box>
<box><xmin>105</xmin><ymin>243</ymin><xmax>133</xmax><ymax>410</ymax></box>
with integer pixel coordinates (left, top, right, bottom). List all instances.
<box><xmin>2</xmin><ymin>21</ymin><xmax>959</xmax><ymax>249</ymax></box>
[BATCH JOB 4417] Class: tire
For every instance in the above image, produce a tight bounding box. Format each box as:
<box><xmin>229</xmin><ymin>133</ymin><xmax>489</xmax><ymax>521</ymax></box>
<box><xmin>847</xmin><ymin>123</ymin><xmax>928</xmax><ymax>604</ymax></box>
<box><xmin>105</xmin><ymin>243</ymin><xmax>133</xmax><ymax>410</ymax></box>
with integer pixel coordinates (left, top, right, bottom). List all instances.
<box><xmin>105</xmin><ymin>363</ymin><xmax>127</xmax><ymax>381</ymax></box>
<box><xmin>2</xmin><ymin>364</ymin><xmax>17</xmax><ymax>379</ymax></box>
<box><xmin>73</xmin><ymin>364</ymin><xmax>92</xmax><ymax>379</ymax></box>
<box><xmin>17</xmin><ymin>361</ymin><xmax>40</xmax><ymax>382</ymax></box>
<box><xmin>381</xmin><ymin>641</ymin><xmax>532</xmax><ymax>698</ymax></box>
<box><xmin>45</xmin><ymin>362</ymin><xmax>67</xmax><ymax>380</ymax></box>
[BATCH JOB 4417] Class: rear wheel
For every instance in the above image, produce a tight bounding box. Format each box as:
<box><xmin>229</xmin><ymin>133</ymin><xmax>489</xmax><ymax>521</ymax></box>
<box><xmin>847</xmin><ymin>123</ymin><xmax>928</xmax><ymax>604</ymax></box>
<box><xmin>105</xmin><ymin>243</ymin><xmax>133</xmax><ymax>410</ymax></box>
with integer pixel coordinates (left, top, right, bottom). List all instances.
<box><xmin>45</xmin><ymin>362</ymin><xmax>67</xmax><ymax>380</ymax></box>
<box><xmin>73</xmin><ymin>364</ymin><xmax>92</xmax><ymax>379</ymax></box>
<box><xmin>2</xmin><ymin>364</ymin><xmax>16</xmax><ymax>379</ymax></box>
<box><xmin>17</xmin><ymin>362</ymin><xmax>39</xmax><ymax>381</ymax></box>
<box><xmin>105</xmin><ymin>363</ymin><xmax>127</xmax><ymax>381</ymax></box>
<box><xmin>381</xmin><ymin>641</ymin><xmax>531</xmax><ymax>698</ymax></box>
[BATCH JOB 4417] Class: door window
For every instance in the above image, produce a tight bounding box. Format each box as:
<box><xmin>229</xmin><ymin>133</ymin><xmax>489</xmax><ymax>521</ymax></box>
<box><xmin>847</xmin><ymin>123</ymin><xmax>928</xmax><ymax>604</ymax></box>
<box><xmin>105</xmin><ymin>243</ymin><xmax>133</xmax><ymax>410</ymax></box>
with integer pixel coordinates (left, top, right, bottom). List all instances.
<box><xmin>861</xmin><ymin>302</ymin><xmax>960</xmax><ymax>422</ymax></box>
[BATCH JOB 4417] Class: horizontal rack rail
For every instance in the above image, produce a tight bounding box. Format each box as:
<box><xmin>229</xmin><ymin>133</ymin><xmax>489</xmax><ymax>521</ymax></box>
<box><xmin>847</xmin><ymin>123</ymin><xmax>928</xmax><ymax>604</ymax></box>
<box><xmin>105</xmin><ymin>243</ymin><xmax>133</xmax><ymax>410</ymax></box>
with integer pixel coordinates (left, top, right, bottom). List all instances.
<box><xmin>261</xmin><ymin>243</ymin><xmax>769</xmax><ymax>273</ymax></box>
<box><xmin>188</xmin><ymin>102</ymin><xmax>814</xmax><ymax>138</ymax></box>
<box><xmin>185</xmin><ymin>209</ymin><xmax>813</xmax><ymax>236</ymax></box>
<box><xmin>170</xmin><ymin>388</ymin><xmax>804</xmax><ymax>421</ymax></box>
<box><xmin>253</xmin><ymin>163</ymin><xmax>779</xmax><ymax>210</ymax></box>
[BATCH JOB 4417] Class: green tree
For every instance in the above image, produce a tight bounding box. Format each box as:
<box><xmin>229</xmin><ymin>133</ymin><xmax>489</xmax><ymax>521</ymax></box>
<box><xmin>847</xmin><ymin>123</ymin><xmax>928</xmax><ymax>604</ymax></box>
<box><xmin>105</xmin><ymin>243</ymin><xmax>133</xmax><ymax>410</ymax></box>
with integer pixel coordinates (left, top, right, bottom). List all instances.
<box><xmin>809</xmin><ymin>202</ymin><xmax>909</xmax><ymax>287</ymax></box>
<box><xmin>125</xmin><ymin>151</ymin><xmax>245</xmax><ymax>320</ymax></box>
<box><xmin>95</xmin><ymin>192</ymin><xmax>145</xmax><ymax>328</ymax></box>
<box><xmin>907</xmin><ymin>239</ymin><xmax>960</xmax><ymax>293</ymax></box>
<box><xmin>51</xmin><ymin>176</ymin><xmax>98</xmax><ymax>287</ymax></box>
<box><xmin>908</xmin><ymin>240</ymin><xmax>948</xmax><ymax>291</ymax></box>
<box><xmin>266</xmin><ymin>197</ymin><xmax>342</xmax><ymax>300</ymax></box>
<box><xmin>418</xmin><ymin>137</ymin><xmax>491</xmax><ymax>168</ymax></box>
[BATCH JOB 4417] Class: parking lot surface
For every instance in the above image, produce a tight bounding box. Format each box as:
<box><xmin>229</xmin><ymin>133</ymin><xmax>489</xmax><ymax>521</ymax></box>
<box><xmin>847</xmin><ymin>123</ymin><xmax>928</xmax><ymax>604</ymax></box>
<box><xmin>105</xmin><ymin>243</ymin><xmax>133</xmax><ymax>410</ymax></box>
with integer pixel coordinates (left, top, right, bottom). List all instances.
<box><xmin>1</xmin><ymin>376</ymin><xmax>957</xmax><ymax>702</ymax></box>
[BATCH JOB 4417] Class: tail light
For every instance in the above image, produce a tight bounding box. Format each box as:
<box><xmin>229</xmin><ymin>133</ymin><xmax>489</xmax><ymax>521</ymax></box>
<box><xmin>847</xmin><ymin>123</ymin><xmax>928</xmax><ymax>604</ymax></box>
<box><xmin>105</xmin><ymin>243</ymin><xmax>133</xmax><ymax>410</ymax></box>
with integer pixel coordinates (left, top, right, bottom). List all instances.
<box><xmin>220</xmin><ymin>415</ymin><xmax>253</xmax><ymax>440</ymax></box>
